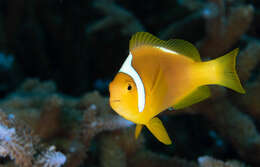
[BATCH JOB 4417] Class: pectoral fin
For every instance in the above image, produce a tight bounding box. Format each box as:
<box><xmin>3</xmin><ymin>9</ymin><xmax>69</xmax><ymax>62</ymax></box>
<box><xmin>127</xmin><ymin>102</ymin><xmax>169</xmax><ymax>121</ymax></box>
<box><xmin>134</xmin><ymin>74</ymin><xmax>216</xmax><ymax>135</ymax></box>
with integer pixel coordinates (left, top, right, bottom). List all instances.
<box><xmin>173</xmin><ymin>86</ymin><xmax>211</xmax><ymax>110</ymax></box>
<box><xmin>135</xmin><ymin>124</ymin><xmax>143</xmax><ymax>139</ymax></box>
<box><xmin>146</xmin><ymin>117</ymin><xmax>172</xmax><ymax>145</ymax></box>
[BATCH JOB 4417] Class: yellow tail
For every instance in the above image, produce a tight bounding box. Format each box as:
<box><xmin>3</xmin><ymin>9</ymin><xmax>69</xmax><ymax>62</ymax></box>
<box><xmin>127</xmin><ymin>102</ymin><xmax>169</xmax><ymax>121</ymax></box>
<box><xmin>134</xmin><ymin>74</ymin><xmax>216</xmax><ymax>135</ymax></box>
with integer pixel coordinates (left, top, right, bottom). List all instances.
<box><xmin>196</xmin><ymin>48</ymin><xmax>245</xmax><ymax>94</ymax></box>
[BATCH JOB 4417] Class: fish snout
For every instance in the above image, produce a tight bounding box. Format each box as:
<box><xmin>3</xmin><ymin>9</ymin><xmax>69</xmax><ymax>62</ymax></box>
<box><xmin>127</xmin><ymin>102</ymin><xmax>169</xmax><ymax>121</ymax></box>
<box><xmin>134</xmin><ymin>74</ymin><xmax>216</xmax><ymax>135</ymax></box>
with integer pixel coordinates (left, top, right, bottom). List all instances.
<box><xmin>108</xmin><ymin>81</ymin><xmax>117</xmax><ymax>94</ymax></box>
<box><xmin>109</xmin><ymin>82</ymin><xmax>116</xmax><ymax>99</ymax></box>
<box><xmin>109</xmin><ymin>82</ymin><xmax>121</xmax><ymax>105</ymax></box>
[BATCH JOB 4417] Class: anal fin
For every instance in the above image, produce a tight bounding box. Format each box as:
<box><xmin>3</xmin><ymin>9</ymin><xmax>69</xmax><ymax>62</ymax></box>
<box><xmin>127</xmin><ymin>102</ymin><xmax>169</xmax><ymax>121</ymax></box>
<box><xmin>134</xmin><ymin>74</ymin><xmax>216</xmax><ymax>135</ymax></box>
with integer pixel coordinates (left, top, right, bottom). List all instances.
<box><xmin>173</xmin><ymin>86</ymin><xmax>211</xmax><ymax>110</ymax></box>
<box><xmin>146</xmin><ymin>117</ymin><xmax>172</xmax><ymax>145</ymax></box>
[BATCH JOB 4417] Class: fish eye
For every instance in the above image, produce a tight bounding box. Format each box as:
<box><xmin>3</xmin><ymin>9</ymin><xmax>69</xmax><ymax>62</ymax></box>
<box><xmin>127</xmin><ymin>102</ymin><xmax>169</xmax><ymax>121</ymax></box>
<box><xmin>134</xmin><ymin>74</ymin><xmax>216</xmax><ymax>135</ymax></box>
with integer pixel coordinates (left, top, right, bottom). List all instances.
<box><xmin>127</xmin><ymin>84</ymin><xmax>132</xmax><ymax>91</ymax></box>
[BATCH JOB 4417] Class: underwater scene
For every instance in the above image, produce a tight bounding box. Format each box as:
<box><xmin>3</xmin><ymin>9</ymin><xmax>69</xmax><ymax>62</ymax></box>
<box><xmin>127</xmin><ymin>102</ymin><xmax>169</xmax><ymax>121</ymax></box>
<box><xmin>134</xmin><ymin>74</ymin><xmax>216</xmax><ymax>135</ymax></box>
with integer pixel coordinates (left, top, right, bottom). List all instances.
<box><xmin>0</xmin><ymin>0</ymin><xmax>260</xmax><ymax>166</ymax></box>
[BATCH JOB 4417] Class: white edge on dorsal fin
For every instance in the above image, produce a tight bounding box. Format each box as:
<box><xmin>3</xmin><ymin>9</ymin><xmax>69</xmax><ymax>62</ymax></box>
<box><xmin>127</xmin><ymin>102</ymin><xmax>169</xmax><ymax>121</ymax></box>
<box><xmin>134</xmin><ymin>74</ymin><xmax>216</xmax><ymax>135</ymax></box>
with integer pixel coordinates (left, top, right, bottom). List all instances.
<box><xmin>119</xmin><ymin>52</ymin><xmax>145</xmax><ymax>112</ymax></box>
<box><xmin>155</xmin><ymin>46</ymin><xmax>180</xmax><ymax>55</ymax></box>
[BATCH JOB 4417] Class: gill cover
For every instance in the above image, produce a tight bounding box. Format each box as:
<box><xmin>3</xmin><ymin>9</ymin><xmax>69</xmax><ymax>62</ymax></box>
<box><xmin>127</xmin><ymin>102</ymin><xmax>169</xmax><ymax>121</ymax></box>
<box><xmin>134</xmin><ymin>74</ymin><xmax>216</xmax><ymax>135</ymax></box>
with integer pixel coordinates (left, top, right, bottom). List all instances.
<box><xmin>119</xmin><ymin>52</ymin><xmax>146</xmax><ymax>112</ymax></box>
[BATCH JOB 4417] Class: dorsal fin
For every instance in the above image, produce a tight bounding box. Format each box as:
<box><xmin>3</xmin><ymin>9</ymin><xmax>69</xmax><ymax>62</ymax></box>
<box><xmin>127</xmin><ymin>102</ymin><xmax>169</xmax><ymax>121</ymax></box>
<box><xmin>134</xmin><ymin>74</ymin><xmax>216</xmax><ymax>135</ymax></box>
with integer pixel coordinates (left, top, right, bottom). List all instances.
<box><xmin>129</xmin><ymin>32</ymin><xmax>201</xmax><ymax>62</ymax></box>
<box><xmin>165</xmin><ymin>39</ymin><xmax>201</xmax><ymax>61</ymax></box>
<box><xmin>129</xmin><ymin>32</ymin><xmax>164</xmax><ymax>50</ymax></box>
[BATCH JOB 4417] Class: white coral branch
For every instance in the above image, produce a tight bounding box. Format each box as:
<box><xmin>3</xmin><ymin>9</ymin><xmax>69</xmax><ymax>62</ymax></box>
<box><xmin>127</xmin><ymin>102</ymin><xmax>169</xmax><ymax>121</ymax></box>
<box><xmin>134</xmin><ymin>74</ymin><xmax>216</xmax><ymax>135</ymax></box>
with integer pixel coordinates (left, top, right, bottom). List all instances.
<box><xmin>36</xmin><ymin>146</ymin><xmax>66</xmax><ymax>167</ymax></box>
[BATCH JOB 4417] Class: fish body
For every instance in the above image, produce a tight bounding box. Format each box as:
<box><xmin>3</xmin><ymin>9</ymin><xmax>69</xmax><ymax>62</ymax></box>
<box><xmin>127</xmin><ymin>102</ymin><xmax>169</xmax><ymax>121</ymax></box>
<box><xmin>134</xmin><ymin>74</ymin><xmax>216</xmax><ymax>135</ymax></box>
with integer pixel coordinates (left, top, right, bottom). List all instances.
<box><xmin>109</xmin><ymin>32</ymin><xmax>245</xmax><ymax>145</ymax></box>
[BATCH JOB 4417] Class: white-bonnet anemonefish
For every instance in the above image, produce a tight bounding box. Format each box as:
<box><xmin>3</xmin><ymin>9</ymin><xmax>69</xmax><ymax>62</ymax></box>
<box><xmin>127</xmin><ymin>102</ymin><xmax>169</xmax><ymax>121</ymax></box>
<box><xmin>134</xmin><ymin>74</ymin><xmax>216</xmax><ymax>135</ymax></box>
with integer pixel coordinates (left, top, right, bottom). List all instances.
<box><xmin>109</xmin><ymin>32</ymin><xmax>245</xmax><ymax>145</ymax></box>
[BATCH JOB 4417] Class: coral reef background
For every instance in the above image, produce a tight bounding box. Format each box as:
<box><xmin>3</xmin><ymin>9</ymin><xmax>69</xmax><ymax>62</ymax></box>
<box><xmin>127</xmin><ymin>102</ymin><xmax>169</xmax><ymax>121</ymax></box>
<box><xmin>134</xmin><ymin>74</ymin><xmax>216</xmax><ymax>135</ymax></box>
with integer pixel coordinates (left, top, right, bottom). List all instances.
<box><xmin>0</xmin><ymin>0</ymin><xmax>260</xmax><ymax>166</ymax></box>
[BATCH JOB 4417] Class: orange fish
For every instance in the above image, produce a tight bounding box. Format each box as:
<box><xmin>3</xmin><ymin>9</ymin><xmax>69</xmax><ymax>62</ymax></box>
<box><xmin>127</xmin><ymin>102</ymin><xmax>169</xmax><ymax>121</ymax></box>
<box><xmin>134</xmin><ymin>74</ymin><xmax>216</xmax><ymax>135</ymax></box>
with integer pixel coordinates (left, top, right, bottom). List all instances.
<box><xmin>109</xmin><ymin>32</ymin><xmax>245</xmax><ymax>145</ymax></box>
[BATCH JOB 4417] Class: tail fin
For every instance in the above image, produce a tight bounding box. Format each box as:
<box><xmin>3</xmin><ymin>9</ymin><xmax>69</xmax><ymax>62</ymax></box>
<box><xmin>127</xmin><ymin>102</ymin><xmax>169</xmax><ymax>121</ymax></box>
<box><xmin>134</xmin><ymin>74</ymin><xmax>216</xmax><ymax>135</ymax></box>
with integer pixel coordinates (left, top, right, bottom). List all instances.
<box><xmin>199</xmin><ymin>48</ymin><xmax>245</xmax><ymax>94</ymax></box>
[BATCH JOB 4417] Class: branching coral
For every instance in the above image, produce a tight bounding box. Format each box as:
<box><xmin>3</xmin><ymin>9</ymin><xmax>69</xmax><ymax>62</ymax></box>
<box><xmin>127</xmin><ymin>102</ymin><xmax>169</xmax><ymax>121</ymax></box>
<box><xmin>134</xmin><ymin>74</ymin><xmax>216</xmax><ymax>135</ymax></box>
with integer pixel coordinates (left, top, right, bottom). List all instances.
<box><xmin>237</xmin><ymin>42</ymin><xmax>260</xmax><ymax>82</ymax></box>
<box><xmin>198</xmin><ymin>156</ymin><xmax>247</xmax><ymax>167</ymax></box>
<box><xmin>129</xmin><ymin>150</ymin><xmax>198</xmax><ymax>167</ymax></box>
<box><xmin>35</xmin><ymin>146</ymin><xmax>66</xmax><ymax>167</ymax></box>
<box><xmin>237</xmin><ymin>75</ymin><xmax>260</xmax><ymax>121</ymax></box>
<box><xmin>198</xmin><ymin>0</ymin><xmax>254</xmax><ymax>58</ymax></box>
<box><xmin>170</xmin><ymin>39</ymin><xmax>259</xmax><ymax>166</ymax></box>
<box><xmin>158</xmin><ymin>10</ymin><xmax>202</xmax><ymax>40</ymax></box>
<box><xmin>36</xmin><ymin>95</ymin><xmax>63</xmax><ymax>139</ymax></box>
<box><xmin>174</xmin><ymin>39</ymin><xmax>260</xmax><ymax>166</ymax></box>
<box><xmin>198</xmin><ymin>100</ymin><xmax>260</xmax><ymax>165</ymax></box>
<box><xmin>0</xmin><ymin>110</ymin><xmax>37</xmax><ymax>167</ymax></box>
<box><xmin>160</xmin><ymin>1</ymin><xmax>260</xmax><ymax>166</ymax></box>
<box><xmin>1</xmin><ymin>72</ymin><xmax>259</xmax><ymax>167</ymax></box>
<box><xmin>63</xmin><ymin>141</ymin><xmax>86</xmax><ymax>167</ymax></box>
<box><xmin>80</xmin><ymin>91</ymin><xmax>134</xmax><ymax>148</ymax></box>
<box><xmin>0</xmin><ymin>79</ymin><xmax>139</xmax><ymax>167</ymax></box>
<box><xmin>99</xmin><ymin>127</ymin><xmax>145</xmax><ymax>167</ymax></box>
<box><xmin>86</xmin><ymin>0</ymin><xmax>144</xmax><ymax>35</ymax></box>
<box><xmin>0</xmin><ymin>109</ymin><xmax>66</xmax><ymax>167</ymax></box>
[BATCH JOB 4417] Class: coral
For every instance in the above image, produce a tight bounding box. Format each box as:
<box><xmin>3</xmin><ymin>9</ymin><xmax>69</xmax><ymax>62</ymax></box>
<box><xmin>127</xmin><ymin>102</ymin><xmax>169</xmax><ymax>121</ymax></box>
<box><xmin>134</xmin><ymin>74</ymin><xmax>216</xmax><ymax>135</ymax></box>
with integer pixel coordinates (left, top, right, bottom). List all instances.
<box><xmin>63</xmin><ymin>141</ymin><xmax>86</xmax><ymax>167</ymax></box>
<box><xmin>0</xmin><ymin>79</ymin><xmax>139</xmax><ymax>167</ymax></box>
<box><xmin>0</xmin><ymin>109</ymin><xmax>66</xmax><ymax>167</ymax></box>
<box><xmin>198</xmin><ymin>156</ymin><xmax>247</xmax><ymax>167</ymax></box>
<box><xmin>99</xmin><ymin>127</ymin><xmax>145</xmax><ymax>167</ymax></box>
<box><xmin>36</xmin><ymin>95</ymin><xmax>63</xmax><ymax>139</ymax></box>
<box><xmin>100</xmin><ymin>135</ymin><xmax>127</xmax><ymax>167</ymax></box>
<box><xmin>236</xmin><ymin>76</ymin><xmax>260</xmax><ymax>121</ymax></box>
<box><xmin>86</xmin><ymin>0</ymin><xmax>144</xmax><ymax>35</ymax></box>
<box><xmin>168</xmin><ymin>1</ymin><xmax>260</xmax><ymax>163</ymax></box>
<box><xmin>237</xmin><ymin>42</ymin><xmax>260</xmax><ymax>82</ymax></box>
<box><xmin>18</xmin><ymin>78</ymin><xmax>57</xmax><ymax>95</ymax></box>
<box><xmin>0</xmin><ymin>110</ymin><xmax>37</xmax><ymax>167</ymax></box>
<box><xmin>158</xmin><ymin>10</ymin><xmax>202</xmax><ymax>40</ymax></box>
<box><xmin>198</xmin><ymin>100</ymin><xmax>260</xmax><ymax>165</ymax></box>
<box><xmin>234</xmin><ymin>42</ymin><xmax>260</xmax><ymax>121</ymax></box>
<box><xmin>1</xmin><ymin>72</ymin><xmax>260</xmax><ymax>167</ymax></box>
<box><xmin>198</xmin><ymin>0</ymin><xmax>254</xmax><ymax>58</ymax></box>
<box><xmin>129</xmin><ymin>150</ymin><xmax>198</xmax><ymax>167</ymax></box>
<box><xmin>80</xmin><ymin>91</ymin><xmax>135</xmax><ymax>148</ymax></box>
<box><xmin>177</xmin><ymin>38</ymin><xmax>260</xmax><ymax>165</ymax></box>
<box><xmin>35</xmin><ymin>146</ymin><xmax>66</xmax><ymax>167</ymax></box>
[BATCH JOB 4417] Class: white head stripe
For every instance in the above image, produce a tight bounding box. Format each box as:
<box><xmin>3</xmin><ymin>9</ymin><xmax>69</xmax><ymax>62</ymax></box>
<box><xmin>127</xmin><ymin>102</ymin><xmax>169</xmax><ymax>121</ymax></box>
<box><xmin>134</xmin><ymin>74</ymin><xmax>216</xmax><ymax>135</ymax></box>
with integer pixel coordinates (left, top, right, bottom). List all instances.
<box><xmin>119</xmin><ymin>52</ymin><xmax>145</xmax><ymax>112</ymax></box>
<box><xmin>156</xmin><ymin>46</ymin><xmax>179</xmax><ymax>55</ymax></box>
